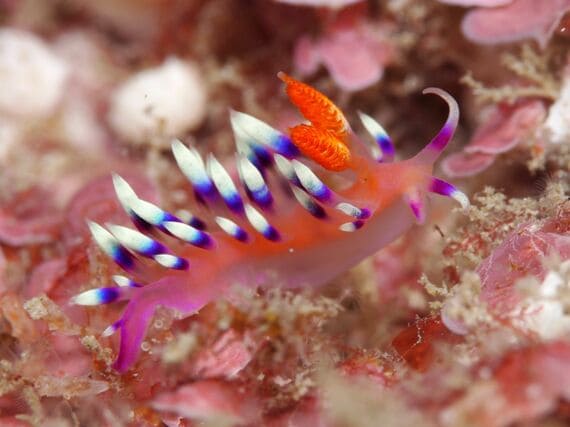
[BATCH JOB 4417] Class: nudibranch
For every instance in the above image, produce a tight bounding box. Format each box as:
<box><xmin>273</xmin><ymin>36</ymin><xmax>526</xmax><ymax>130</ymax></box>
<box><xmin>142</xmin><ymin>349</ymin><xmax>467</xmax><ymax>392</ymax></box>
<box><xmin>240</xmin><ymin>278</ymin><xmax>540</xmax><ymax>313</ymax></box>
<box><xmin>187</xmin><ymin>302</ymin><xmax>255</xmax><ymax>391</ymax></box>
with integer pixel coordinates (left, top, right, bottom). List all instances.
<box><xmin>71</xmin><ymin>73</ymin><xmax>469</xmax><ymax>372</ymax></box>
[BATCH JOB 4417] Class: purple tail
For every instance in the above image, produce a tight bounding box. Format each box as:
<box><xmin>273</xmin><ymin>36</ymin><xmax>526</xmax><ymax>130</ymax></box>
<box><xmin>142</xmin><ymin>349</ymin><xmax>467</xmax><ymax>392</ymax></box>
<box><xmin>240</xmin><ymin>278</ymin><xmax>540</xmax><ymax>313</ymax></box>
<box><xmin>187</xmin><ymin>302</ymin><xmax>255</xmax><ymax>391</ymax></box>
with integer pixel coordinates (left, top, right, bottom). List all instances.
<box><xmin>111</xmin><ymin>277</ymin><xmax>207</xmax><ymax>372</ymax></box>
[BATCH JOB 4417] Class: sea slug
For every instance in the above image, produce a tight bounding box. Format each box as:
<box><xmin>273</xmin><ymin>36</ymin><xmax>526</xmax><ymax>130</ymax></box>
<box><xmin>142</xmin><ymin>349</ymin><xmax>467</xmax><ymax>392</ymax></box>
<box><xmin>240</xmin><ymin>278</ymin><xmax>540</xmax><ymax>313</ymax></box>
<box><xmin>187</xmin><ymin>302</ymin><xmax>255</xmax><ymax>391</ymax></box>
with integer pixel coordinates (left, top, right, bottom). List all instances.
<box><xmin>71</xmin><ymin>73</ymin><xmax>468</xmax><ymax>372</ymax></box>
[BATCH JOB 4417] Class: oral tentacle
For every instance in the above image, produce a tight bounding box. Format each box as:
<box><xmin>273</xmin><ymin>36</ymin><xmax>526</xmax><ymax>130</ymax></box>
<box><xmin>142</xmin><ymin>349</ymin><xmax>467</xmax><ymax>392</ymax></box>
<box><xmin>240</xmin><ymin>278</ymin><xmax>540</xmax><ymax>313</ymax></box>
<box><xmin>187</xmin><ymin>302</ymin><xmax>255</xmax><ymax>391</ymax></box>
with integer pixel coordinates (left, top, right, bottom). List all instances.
<box><xmin>416</xmin><ymin>88</ymin><xmax>460</xmax><ymax>165</ymax></box>
<box><xmin>428</xmin><ymin>177</ymin><xmax>470</xmax><ymax>209</ymax></box>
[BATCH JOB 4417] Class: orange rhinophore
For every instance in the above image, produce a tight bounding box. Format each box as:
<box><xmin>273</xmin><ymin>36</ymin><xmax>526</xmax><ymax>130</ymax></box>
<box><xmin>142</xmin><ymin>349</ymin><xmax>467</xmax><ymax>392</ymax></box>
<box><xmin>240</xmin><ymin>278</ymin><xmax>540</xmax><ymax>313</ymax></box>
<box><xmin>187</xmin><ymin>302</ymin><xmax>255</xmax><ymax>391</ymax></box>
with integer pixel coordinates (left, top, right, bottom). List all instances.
<box><xmin>278</xmin><ymin>72</ymin><xmax>349</xmax><ymax>139</ymax></box>
<box><xmin>290</xmin><ymin>124</ymin><xmax>351</xmax><ymax>171</ymax></box>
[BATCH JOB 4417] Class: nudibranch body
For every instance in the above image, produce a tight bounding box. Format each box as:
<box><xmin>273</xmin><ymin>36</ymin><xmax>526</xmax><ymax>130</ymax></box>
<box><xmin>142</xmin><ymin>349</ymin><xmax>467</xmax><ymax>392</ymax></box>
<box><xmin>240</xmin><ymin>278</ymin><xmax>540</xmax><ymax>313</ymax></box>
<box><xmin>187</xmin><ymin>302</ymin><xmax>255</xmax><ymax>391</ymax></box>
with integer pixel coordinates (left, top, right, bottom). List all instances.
<box><xmin>72</xmin><ymin>73</ymin><xmax>468</xmax><ymax>372</ymax></box>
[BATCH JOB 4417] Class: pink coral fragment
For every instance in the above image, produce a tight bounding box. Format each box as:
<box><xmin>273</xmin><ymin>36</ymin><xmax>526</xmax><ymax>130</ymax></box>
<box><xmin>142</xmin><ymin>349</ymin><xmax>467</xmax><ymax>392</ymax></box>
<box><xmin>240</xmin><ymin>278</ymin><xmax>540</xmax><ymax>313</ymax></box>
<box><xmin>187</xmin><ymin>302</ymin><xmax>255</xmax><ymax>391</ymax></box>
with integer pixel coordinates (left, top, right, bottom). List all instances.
<box><xmin>192</xmin><ymin>329</ymin><xmax>256</xmax><ymax>379</ymax></box>
<box><xmin>151</xmin><ymin>380</ymin><xmax>250</xmax><ymax>422</ymax></box>
<box><xmin>0</xmin><ymin>293</ymin><xmax>39</xmax><ymax>343</ymax></box>
<box><xmin>461</xmin><ymin>0</ymin><xmax>570</xmax><ymax>48</ymax></box>
<box><xmin>317</xmin><ymin>28</ymin><xmax>384</xmax><ymax>92</ymax></box>
<box><xmin>63</xmin><ymin>172</ymin><xmax>158</xmax><ymax>246</ymax></box>
<box><xmin>446</xmin><ymin>342</ymin><xmax>570</xmax><ymax>426</ymax></box>
<box><xmin>465</xmin><ymin>100</ymin><xmax>546</xmax><ymax>154</ymax></box>
<box><xmin>440</xmin><ymin>151</ymin><xmax>495</xmax><ymax>178</ymax></box>
<box><xmin>293</xmin><ymin>36</ymin><xmax>320</xmax><ymax>76</ymax></box>
<box><xmin>479</xmin><ymin>211</ymin><xmax>570</xmax><ymax>313</ymax></box>
<box><xmin>493</xmin><ymin>342</ymin><xmax>570</xmax><ymax>424</ymax></box>
<box><xmin>293</xmin><ymin>7</ymin><xmax>394</xmax><ymax>92</ymax></box>
<box><xmin>441</xmin><ymin>100</ymin><xmax>546</xmax><ymax>177</ymax></box>
<box><xmin>0</xmin><ymin>188</ymin><xmax>63</xmax><ymax>246</ymax></box>
<box><xmin>24</xmin><ymin>258</ymin><xmax>68</xmax><ymax>298</ymax></box>
<box><xmin>0</xmin><ymin>417</ymin><xmax>31</xmax><ymax>427</ymax></box>
<box><xmin>34</xmin><ymin>375</ymin><xmax>109</xmax><ymax>397</ymax></box>
<box><xmin>267</xmin><ymin>398</ymin><xmax>325</xmax><ymax>427</ymax></box>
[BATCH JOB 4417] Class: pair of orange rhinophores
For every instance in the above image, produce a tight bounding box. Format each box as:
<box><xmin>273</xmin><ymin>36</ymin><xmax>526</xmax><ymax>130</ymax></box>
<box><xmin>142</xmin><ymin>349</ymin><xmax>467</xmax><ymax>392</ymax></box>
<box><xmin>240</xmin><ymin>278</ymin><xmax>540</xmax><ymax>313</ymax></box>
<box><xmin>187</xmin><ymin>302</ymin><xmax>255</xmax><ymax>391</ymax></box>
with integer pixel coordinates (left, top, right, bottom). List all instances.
<box><xmin>279</xmin><ymin>72</ymin><xmax>352</xmax><ymax>172</ymax></box>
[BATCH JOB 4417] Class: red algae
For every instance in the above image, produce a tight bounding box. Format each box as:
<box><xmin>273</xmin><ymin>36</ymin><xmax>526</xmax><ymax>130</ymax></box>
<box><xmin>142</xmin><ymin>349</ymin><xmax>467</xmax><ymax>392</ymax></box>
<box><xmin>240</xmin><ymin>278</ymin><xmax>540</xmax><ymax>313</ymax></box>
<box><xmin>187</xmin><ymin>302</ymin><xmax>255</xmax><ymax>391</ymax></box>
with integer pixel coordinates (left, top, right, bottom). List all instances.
<box><xmin>392</xmin><ymin>317</ymin><xmax>461</xmax><ymax>372</ymax></box>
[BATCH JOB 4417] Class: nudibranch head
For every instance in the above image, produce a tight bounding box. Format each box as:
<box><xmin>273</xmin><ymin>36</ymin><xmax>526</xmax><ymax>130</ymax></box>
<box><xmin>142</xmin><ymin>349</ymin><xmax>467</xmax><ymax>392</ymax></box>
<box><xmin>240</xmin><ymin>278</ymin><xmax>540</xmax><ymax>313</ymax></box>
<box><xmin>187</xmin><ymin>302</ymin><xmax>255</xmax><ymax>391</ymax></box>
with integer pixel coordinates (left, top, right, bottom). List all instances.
<box><xmin>278</xmin><ymin>73</ymin><xmax>467</xmax><ymax>223</ymax></box>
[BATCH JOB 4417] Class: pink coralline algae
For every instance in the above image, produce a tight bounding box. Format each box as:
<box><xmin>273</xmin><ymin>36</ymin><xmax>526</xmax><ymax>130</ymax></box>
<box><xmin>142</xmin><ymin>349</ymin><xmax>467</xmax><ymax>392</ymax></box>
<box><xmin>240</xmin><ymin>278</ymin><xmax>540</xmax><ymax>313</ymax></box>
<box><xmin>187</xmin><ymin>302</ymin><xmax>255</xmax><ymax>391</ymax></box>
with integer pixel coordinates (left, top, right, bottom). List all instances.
<box><xmin>441</xmin><ymin>99</ymin><xmax>546</xmax><ymax>177</ymax></box>
<box><xmin>63</xmin><ymin>172</ymin><xmax>159</xmax><ymax>246</ymax></box>
<box><xmin>441</xmin><ymin>205</ymin><xmax>570</xmax><ymax>337</ymax></box>
<box><xmin>0</xmin><ymin>188</ymin><xmax>64</xmax><ymax>247</ymax></box>
<box><xmin>151</xmin><ymin>380</ymin><xmax>255</xmax><ymax>424</ymax></box>
<box><xmin>478</xmin><ymin>207</ymin><xmax>570</xmax><ymax>314</ymax></box>
<box><xmin>191</xmin><ymin>329</ymin><xmax>257</xmax><ymax>379</ymax></box>
<box><xmin>487</xmin><ymin>342</ymin><xmax>570</xmax><ymax>425</ymax></box>
<box><xmin>293</xmin><ymin>7</ymin><xmax>395</xmax><ymax>92</ymax></box>
<box><xmin>444</xmin><ymin>342</ymin><xmax>570</xmax><ymax>427</ymax></box>
<box><xmin>441</xmin><ymin>151</ymin><xmax>496</xmax><ymax>178</ymax></box>
<box><xmin>441</xmin><ymin>0</ymin><xmax>570</xmax><ymax>48</ymax></box>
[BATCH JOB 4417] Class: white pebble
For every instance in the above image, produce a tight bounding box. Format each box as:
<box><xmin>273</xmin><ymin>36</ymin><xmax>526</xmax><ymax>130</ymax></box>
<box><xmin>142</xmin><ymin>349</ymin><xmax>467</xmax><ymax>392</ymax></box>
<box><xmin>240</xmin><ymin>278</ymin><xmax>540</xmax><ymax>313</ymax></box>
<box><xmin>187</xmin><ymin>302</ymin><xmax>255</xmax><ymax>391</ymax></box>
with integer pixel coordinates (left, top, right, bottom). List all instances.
<box><xmin>513</xmin><ymin>270</ymin><xmax>570</xmax><ymax>340</ymax></box>
<box><xmin>544</xmin><ymin>74</ymin><xmax>570</xmax><ymax>144</ymax></box>
<box><xmin>0</xmin><ymin>119</ymin><xmax>20</xmax><ymax>161</ymax></box>
<box><xmin>108</xmin><ymin>57</ymin><xmax>207</xmax><ymax>146</ymax></box>
<box><xmin>0</xmin><ymin>29</ymin><xmax>69</xmax><ymax>119</ymax></box>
